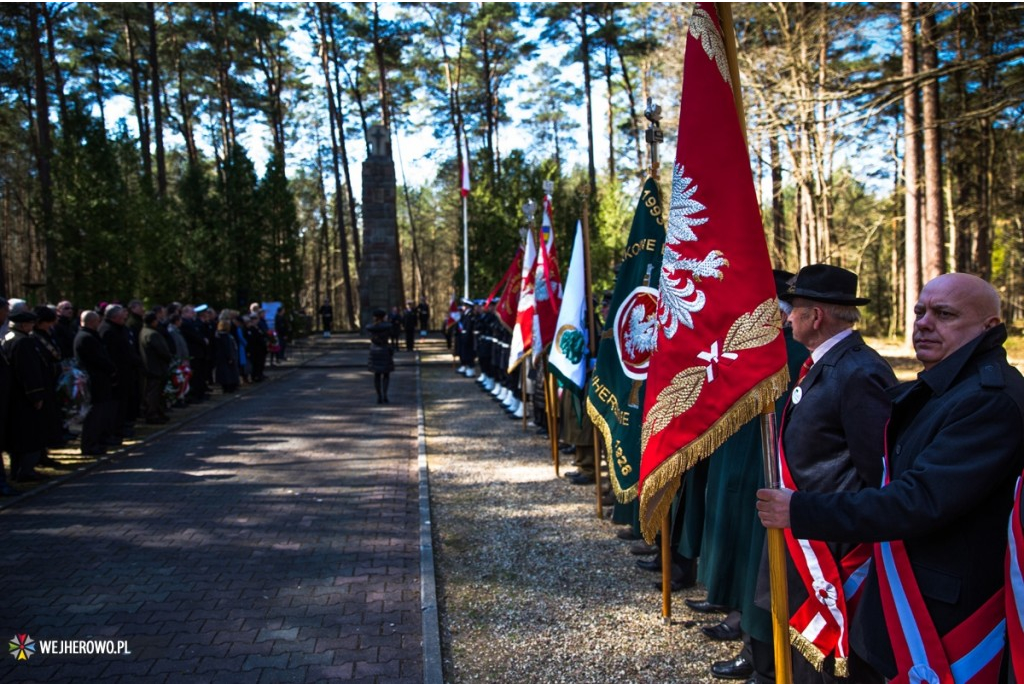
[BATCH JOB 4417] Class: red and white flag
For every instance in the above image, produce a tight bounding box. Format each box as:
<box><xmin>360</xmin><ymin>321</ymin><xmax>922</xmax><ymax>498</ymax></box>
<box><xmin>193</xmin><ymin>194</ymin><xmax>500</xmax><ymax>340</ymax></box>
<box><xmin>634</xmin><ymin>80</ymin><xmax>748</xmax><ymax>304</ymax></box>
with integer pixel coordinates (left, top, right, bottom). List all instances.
<box><xmin>508</xmin><ymin>229</ymin><xmax>537</xmax><ymax>372</ymax></box>
<box><xmin>532</xmin><ymin>194</ymin><xmax>563</xmax><ymax>358</ymax></box>
<box><xmin>492</xmin><ymin>247</ymin><xmax>523</xmax><ymax>332</ymax></box>
<box><xmin>460</xmin><ymin>132</ymin><xmax>471</xmax><ymax>199</ymax></box>
<box><xmin>637</xmin><ymin>3</ymin><xmax>789</xmax><ymax>540</ymax></box>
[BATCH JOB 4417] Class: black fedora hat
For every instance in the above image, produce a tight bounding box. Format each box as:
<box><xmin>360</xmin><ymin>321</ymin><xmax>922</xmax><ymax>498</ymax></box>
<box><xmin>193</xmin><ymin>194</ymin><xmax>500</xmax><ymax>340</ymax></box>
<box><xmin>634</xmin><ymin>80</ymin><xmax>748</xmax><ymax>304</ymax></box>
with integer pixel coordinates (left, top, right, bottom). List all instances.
<box><xmin>772</xmin><ymin>269</ymin><xmax>795</xmax><ymax>298</ymax></box>
<box><xmin>780</xmin><ymin>264</ymin><xmax>870</xmax><ymax>306</ymax></box>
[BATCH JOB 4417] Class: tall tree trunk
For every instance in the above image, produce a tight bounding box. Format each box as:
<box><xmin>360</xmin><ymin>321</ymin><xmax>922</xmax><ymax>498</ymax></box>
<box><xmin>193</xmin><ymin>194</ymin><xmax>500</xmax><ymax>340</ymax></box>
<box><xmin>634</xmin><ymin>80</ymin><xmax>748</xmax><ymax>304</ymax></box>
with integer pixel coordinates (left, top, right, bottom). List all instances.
<box><xmin>921</xmin><ymin>7</ymin><xmax>943</xmax><ymax>280</ymax></box>
<box><xmin>328</xmin><ymin>25</ymin><xmax>362</xmax><ymax>266</ymax></box>
<box><xmin>615</xmin><ymin>42</ymin><xmax>643</xmax><ymax>181</ymax></box>
<box><xmin>210</xmin><ymin>9</ymin><xmax>237</xmax><ymax>156</ymax></box>
<box><xmin>30</xmin><ymin>3</ymin><xmax>55</xmax><ymax>300</ymax></box>
<box><xmin>579</xmin><ymin>4</ymin><xmax>596</xmax><ymax>195</ymax></box>
<box><xmin>902</xmin><ymin>2</ymin><xmax>921</xmax><ymax>343</ymax></box>
<box><xmin>603</xmin><ymin>42</ymin><xmax>615</xmax><ymax>184</ymax></box>
<box><xmin>480</xmin><ymin>26</ymin><xmax>496</xmax><ymax>177</ymax></box>
<box><xmin>769</xmin><ymin>132</ymin><xmax>785</xmax><ymax>267</ymax></box>
<box><xmin>316</xmin><ymin>4</ymin><xmax>356</xmax><ymax>329</ymax></box>
<box><xmin>42</xmin><ymin>5</ymin><xmax>67</xmax><ymax>130</ymax></box>
<box><xmin>165</xmin><ymin>6</ymin><xmax>198</xmax><ymax>164</ymax></box>
<box><xmin>122</xmin><ymin>8</ymin><xmax>152</xmax><ymax>186</ymax></box>
<box><xmin>372</xmin><ymin>2</ymin><xmax>392</xmax><ymax>131</ymax></box>
<box><xmin>148</xmin><ymin>2</ymin><xmax>167</xmax><ymax>198</ymax></box>
<box><xmin>974</xmin><ymin>4</ymin><xmax>994</xmax><ymax>279</ymax></box>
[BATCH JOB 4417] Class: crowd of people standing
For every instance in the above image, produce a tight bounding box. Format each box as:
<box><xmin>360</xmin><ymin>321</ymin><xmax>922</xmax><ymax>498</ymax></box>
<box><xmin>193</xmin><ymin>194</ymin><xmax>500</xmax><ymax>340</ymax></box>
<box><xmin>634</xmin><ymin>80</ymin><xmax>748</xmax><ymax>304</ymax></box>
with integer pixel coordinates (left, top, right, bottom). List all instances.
<box><xmin>0</xmin><ymin>297</ymin><xmax>291</xmax><ymax>495</ymax></box>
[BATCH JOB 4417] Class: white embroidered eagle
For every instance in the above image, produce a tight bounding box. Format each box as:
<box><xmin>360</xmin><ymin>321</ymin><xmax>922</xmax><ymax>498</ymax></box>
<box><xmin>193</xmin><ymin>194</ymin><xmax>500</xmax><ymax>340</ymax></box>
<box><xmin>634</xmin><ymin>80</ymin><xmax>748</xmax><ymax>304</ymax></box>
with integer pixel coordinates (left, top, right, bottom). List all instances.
<box><xmin>658</xmin><ymin>162</ymin><xmax>729</xmax><ymax>339</ymax></box>
<box><xmin>623</xmin><ymin>302</ymin><xmax>658</xmax><ymax>358</ymax></box>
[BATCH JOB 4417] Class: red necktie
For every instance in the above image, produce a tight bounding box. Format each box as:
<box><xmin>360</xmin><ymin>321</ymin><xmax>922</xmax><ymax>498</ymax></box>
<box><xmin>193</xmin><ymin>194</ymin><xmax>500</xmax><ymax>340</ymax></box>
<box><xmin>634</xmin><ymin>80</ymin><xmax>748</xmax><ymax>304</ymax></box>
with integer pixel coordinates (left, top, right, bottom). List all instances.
<box><xmin>797</xmin><ymin>357</ymin><xmax>813</xmax><ymax>382</ymax></box>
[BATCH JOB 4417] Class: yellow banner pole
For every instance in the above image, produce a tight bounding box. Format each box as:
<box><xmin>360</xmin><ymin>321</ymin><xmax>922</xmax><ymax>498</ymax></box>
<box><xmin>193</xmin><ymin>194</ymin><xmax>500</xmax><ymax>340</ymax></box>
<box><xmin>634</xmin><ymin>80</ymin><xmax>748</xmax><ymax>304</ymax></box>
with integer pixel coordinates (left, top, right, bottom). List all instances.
<box><xmin>660</xmin><ymin>511</ymin><xmax>672</xmax><ymax>622</ymax></box>
<box><xmin>716</xmin><ymin>3</ymin><xmax>791</xmax><ymax>680</ymax></box>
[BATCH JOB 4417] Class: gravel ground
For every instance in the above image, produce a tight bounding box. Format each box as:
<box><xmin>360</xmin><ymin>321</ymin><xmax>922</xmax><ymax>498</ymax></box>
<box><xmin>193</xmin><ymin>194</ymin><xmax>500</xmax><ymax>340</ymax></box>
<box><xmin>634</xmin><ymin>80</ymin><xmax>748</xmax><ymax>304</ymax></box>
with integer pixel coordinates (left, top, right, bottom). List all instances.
<box><xmin>421</xmin><ymin>346</ymin><xmax>737</xmax><ymax>684</ymax></box>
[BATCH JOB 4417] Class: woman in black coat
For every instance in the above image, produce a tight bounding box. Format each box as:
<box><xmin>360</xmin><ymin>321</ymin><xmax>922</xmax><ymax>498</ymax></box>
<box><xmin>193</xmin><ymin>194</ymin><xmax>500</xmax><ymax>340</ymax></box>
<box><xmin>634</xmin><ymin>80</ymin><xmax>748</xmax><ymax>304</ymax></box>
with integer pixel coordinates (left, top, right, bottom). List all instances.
<box><xmin>367</xmin><ymin>309</ymin><xmax>395</xmax><ymax>404</ymax></box>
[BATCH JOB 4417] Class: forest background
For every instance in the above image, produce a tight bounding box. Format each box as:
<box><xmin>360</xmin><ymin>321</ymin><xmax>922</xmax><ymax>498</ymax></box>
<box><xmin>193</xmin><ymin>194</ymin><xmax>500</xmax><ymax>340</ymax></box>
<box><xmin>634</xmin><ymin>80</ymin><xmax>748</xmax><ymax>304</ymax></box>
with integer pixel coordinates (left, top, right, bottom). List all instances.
<box><xmin>1</xmin><ymin>2</ymin><xmax>1021</xmax><ymax>341</ymax></box>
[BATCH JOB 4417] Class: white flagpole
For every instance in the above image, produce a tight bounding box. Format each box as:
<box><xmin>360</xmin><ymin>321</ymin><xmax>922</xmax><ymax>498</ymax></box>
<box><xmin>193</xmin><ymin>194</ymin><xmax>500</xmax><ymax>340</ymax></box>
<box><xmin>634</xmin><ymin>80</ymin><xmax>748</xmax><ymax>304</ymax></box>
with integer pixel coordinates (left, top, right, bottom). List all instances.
<box><xmin>463</xmin><ymin>194</ymin><xmax>469</xmax><ymax>300</ymax></box>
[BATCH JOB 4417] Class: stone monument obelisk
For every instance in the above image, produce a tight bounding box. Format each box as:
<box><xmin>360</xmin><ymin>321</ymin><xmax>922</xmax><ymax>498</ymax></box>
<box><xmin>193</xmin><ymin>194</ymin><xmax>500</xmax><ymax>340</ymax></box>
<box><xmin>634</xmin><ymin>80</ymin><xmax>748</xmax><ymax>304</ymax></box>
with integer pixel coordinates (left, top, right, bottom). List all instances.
<box><xmin>359</xmin><ymin>124</ymin><xmax>404</xmax><ymax>326</ymax></box>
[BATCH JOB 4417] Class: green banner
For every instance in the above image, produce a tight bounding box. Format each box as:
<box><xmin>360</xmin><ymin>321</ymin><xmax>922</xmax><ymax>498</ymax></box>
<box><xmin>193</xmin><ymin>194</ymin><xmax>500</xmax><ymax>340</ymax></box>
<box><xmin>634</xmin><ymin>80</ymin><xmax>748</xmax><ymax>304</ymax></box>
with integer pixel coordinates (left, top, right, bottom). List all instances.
<box><xmin>586</xmin><ymin>177</ymin><xmax>666</xmax><ymax>502</ymax></box>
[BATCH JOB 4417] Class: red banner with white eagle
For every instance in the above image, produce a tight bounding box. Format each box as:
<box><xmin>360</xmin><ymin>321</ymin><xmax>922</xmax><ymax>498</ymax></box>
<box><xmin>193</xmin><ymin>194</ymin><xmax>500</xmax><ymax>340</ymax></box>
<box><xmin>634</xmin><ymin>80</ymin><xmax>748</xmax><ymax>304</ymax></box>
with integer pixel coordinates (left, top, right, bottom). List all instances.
<box><xmin>637</xmin><ymin>3</ymin><xmax>789</xmax><ymax>541</ymax></box>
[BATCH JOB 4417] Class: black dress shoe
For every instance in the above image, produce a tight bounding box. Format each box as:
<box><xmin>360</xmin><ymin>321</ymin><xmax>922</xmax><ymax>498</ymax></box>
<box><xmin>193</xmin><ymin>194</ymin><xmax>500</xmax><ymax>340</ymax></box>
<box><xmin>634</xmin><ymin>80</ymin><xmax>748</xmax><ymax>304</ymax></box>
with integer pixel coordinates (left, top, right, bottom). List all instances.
<box><xmin>710</xmin><ymin>655</ymin><xmax>754</xmax><ymax>680</ymax></box>
<box><xmin>567</xmin><ymin>472</ymin><xmax>595</xmax><ymax>485</ymax></box>
<box><xmin>636</xmin><ymin>557</ymin><xmax>662</xmax><ymax>572</ymax></box>
<box><xmin>702</xmin><ymin>622</ymin><xmax>742</xmax><ymax>641</ymax></box>
<box><xmin>685</xmin><ymin>598</ymin><xmax>730</xmax><ymax>614</ymax></box>
<box><xmin>559</xmin><ymin>445</ymin><xmax>576</xmax><ymax>455</ymax></box>
<box><xmin>652</xmin><ymin>576</ymin><xmax>692</xmax><ymax>593</ymax></box>
<box><xmin>616</xmin><ymin>528</ymin><xmax>639</xmax><ymax>541</ymax></box>
<box><xmin>629</xmin><ymin>542</ymin><xmax>658</xmax><ymax>556</ymax></box>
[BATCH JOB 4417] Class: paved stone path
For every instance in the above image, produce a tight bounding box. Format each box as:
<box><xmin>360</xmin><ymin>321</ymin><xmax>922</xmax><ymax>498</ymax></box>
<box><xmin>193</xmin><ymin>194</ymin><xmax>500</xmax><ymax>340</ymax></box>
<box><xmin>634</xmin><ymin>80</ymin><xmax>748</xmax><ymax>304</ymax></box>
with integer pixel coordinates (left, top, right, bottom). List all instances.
<box><xmin>0</xmin><ymin>347</ymin><xmax>424</xmax><ymax>683</ymax></box>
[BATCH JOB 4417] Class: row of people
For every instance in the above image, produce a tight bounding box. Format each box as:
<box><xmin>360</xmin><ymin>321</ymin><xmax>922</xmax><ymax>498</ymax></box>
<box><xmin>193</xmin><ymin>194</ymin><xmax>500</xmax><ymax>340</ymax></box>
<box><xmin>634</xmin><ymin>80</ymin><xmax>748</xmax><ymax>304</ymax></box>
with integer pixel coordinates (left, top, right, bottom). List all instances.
<box><xmin>444</xmin><ymin>265</ymin><xmax>1024</xmax><ymax>684</ymax></box>
<box><xmin>0</xmin><ymin>297</ymin><xmax>292</xmax><ymax>493</ymax></box>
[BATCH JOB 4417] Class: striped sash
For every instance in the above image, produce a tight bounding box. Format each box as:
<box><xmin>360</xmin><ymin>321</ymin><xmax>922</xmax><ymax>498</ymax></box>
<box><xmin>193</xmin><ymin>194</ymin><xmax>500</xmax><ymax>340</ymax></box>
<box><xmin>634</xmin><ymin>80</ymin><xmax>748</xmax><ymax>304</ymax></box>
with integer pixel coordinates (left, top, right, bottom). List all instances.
<box><xmin>877</xmin><ymin>456</ymin><xmax>1005</xmax><ymax>684</ymax></box>
<box><xmin>1006</xmin><ymin>476</ymin><xmax>1024</xmax><ymax>682</ymax></box>
<box><xmin>778</xmin><ymin>411</ymin><xmax>871</xmax><ymax>675</ymax></box>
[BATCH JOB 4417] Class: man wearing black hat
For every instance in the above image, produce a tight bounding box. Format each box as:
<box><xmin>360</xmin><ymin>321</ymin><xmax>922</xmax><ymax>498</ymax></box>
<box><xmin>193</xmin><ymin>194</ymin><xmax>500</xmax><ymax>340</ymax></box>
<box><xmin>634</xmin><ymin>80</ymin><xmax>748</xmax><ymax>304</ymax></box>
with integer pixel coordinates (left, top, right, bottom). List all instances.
<box><xmin>2</xmin><ymin>303</ymin><xmax>49</xmax><ymax>481</ymax></box>
<box><xmin>759</xmin><ymin>273</ymin><xmax>1023</xmax><ymax>683</ymax></box>
<box><xmin>769</xmin><ymin>264</ymin><xmax>896</xmax><ymax>682</ymax></box>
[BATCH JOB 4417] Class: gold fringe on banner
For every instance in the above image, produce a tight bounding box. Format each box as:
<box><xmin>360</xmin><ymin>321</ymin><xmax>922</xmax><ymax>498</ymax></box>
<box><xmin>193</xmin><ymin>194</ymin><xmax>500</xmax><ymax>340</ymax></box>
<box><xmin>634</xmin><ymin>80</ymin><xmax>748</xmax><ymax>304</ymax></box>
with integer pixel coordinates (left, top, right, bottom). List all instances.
<box><xmin>789</xmin><ymin>627</ymin><xmax>848</xmax><ymax>677</ymax></box>
<box><xmin>587</xmin><ymin>401</ymin><xmax>638</xmax><ymax>503</ymax></box>
<box><xmin>638</xmin><ymin>366</ymin><xmax>789</xmax><ymax>542</ymax></box>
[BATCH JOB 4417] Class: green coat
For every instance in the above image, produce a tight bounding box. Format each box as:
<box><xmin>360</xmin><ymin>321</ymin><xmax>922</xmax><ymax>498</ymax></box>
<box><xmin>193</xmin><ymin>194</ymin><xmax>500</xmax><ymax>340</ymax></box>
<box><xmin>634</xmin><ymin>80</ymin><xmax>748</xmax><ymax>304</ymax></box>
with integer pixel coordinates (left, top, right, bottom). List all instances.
<box><xmin>693</xmin><ymin>329</ymin><xmax>806</xmax><ymax>638</ymax></box>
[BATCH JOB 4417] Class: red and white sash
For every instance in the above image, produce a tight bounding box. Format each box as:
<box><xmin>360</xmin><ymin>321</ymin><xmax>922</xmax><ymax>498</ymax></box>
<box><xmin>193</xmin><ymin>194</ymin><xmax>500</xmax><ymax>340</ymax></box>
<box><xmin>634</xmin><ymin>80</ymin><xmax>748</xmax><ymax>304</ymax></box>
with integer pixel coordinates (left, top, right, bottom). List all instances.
<box><xmin>1006</xmin><ymin>476</ymin><xmax>1024</xmax><ymax>682</ymax></box>
<box><xmin>877</xmin><ymin>454</ymin><xmax>1006</xmax><ymax>684</ymax></box>
<box><xmin>778</xmin><ymin>411</ymin><xmax>872</xmax><ymax>674</ymax></box>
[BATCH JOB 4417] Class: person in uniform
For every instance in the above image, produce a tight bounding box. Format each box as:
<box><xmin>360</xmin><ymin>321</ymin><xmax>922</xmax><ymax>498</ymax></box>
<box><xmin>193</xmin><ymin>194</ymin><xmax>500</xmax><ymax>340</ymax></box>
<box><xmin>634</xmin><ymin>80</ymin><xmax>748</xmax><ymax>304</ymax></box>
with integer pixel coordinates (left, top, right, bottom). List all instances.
<box><xmin>760</xmin><ymin>273</ymin><xmax>1023</xmax><ymax>683</ymax></box>
<box><xmin>417</xmin><ymin>296</ymin><xmax>430</xmax><ymax>337</ymax></box>
<box><xmin>366</xmin><ymin>309</ymin><xmax>395</xmax><ymax>404</ymax></box>
<box><xmin>319</xmin><ymin>298</ymin><xmax>334</xmax><ymax>337</ymax></box>
<box><xmin>402</xmin><ymin>301</ymin><xmax>418</xmax><ymax>352</ymax></box>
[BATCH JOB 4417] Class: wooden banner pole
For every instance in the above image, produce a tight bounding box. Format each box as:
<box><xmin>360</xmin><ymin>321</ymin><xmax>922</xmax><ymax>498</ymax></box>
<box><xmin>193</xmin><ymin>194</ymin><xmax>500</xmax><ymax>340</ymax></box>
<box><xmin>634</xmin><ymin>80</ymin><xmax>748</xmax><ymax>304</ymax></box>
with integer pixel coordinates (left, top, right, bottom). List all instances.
<box><xmin>661</xmin><ymin>511</ymin><xmax>672</xmax><ymax>623</ymax></box>
<box><xmin>547</xmin><ymin>371</ymin><xmax>560</xmax><ymax>476</ymax></box>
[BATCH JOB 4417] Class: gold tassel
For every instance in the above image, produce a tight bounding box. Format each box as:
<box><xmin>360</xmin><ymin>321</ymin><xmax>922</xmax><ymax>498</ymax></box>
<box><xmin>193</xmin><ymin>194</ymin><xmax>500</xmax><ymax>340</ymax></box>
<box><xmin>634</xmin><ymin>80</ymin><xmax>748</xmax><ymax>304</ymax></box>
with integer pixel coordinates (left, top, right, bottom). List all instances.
<box><xmin>639</xmin><ymin>367</ymin><xmax>789</xmax><ymax>542</ymax></box>
<box><xmin>789</xmin><ymin>627</ymin><xmax>827</xmax><ymax>672</ymax></box>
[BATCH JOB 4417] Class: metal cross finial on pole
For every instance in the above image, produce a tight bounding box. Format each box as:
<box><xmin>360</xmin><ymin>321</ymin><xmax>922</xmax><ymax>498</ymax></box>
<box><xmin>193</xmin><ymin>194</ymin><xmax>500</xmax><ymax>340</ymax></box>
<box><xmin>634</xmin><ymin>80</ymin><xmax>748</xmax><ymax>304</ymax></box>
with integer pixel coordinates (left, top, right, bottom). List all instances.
<box><xmin>644</xmin><ymin>98</ymin><xmax>664</xmax><ymax>181</ymax></box>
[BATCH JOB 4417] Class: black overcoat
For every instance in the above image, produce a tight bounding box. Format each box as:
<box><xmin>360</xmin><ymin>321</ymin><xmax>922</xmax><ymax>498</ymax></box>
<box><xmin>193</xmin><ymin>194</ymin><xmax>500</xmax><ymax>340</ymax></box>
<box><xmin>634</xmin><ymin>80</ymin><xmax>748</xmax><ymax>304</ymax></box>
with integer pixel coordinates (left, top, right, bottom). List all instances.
<box><xmin>74</xmin><ymin>327</ymin><xmax>117</xmax><ymax>404</ymax></box>
<box><xmin>791</xmin><ymin>325</ymin><xmax>1024</xmax><ymax>678</ymax></box>
<box><xmin>3</xmin><ymin>330</ymin><xmax>47</xmax><ymax>455</ymax></box>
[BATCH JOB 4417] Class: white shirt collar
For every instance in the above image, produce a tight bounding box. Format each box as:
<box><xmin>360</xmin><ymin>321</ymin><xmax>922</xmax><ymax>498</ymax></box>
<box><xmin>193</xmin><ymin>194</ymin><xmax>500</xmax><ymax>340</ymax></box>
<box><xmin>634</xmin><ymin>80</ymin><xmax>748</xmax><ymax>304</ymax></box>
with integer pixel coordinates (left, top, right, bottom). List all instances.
<box><xmin>810</xmin><ymin>327</ymin><xmax>854</xmax><ymax>364</ymax></box>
